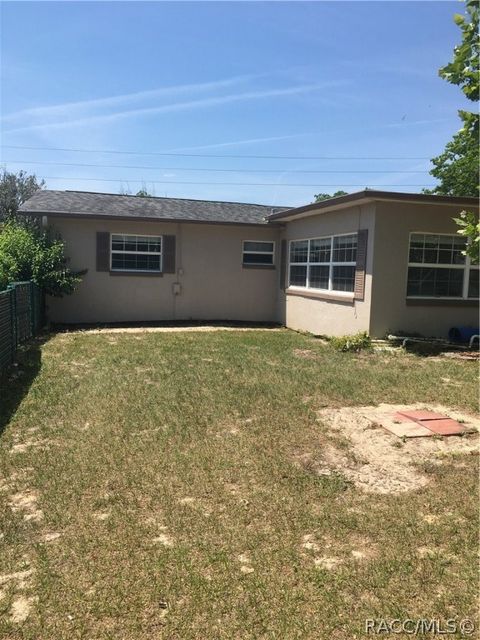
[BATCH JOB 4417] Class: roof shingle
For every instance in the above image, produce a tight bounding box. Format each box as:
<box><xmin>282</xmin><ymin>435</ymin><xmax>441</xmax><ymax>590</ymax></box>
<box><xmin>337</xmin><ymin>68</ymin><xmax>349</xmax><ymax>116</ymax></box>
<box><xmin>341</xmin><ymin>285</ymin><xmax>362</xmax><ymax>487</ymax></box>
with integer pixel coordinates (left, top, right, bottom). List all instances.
<box><xmin>19</xmin><ymin>190</ymin><xmax>289</xmax><ymax>226</ymax></box>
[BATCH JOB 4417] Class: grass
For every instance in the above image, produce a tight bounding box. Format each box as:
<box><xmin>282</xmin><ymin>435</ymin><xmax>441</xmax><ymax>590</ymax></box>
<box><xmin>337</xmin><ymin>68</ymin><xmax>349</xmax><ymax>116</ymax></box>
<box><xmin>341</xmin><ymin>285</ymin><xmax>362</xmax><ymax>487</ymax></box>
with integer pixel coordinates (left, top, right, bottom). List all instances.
<box><xmin>0</xmin><ymin>328</ymin><xmax>478</xmax><ymax>639</ymax></box>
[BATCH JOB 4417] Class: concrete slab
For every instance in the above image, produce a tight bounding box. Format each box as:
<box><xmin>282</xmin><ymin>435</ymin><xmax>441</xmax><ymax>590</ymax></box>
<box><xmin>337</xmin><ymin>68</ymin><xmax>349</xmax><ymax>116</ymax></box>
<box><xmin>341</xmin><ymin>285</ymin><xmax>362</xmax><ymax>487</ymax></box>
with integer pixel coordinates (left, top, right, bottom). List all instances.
<box><xmin>381</xmin><ymin>421</ymin><xmax>435</xmax><ymax>438</ymax></box>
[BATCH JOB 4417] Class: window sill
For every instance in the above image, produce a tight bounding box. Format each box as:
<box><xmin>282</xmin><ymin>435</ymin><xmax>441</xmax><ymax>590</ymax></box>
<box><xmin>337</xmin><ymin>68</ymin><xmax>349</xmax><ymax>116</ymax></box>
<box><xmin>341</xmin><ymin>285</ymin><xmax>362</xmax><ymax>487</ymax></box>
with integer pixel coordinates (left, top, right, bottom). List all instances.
<box><xmin>242</xmin><ymin>264</ymin><xmax>276</xmax><ymax>270</ymax></box>
<box><xmin>109</xmin><ymin>271</ymin><xmax>164</xmax><ymax>277</ymax></box>
<box><xmin>286</xmin><ymin>287</ymin><xmax>355</xmax><ymax>304</ymax></box>
<box><xmin>406</xmin><ymin>297</ymin><xmax>478</xmax><ymax>307</ymax></box>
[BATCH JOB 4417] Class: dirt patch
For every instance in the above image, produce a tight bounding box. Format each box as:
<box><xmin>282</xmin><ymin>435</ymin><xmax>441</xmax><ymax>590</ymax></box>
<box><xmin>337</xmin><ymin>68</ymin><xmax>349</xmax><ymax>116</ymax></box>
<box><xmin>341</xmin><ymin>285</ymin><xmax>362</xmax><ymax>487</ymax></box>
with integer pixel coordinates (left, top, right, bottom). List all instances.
<box><xmin>237</xmin><ymin>553</ymin><xmax>255</xmax><ymax>574</ymax></box>
<box><xmin>79</xmin><ymin>326</ymin><xmax>282</xmax><ymax>334</ymax></box>
<box><xmin>293</xmin><ymin>348</ymin><xmax>318</xmax><ymax>360</ymax></box>
<box><xmin>301</xmin><ymin>404</ymin><xmax>479</xmax><ymax>494</ymax></box>
<box><xmin>0</xmin><ymin>569</ymin><xmax>34</xmax><ymax>590</ymax></box>
<box><xmin>93</xmin><ymin>511</ymin><xmax>110</xmax><ymax>521</ymax></box>
<box><xmin>10</xmin><ymin>438</ymin><xmax>52</xmax><ymax>454</ymax></box>
<box><xmin>152</xmin><ymin>531</ymin><xmax>174</xmax><ymax>547</ymax></box>
<box><xmin>10</xmin><ymin>595</ymin><xmax>37</xmax><ymax>623</ymax></box>
<box><xmin>41</xmin><ymin>532</ymin><xmax>62</xmax><ymax>543</ymax></box>
<box><xmin>9</xmin><ymin>491</ymin><xmax>43</xmax><ymax>522</ymax></box>
<box><xmin>314</xmin><ymin>556</ymin><xmax>343</xmax><ymax>571</ymax></box>
<box><xmin>0</xmin><ymin>566</ymin><xmax>36</xmax><ymax>623</ymax></box>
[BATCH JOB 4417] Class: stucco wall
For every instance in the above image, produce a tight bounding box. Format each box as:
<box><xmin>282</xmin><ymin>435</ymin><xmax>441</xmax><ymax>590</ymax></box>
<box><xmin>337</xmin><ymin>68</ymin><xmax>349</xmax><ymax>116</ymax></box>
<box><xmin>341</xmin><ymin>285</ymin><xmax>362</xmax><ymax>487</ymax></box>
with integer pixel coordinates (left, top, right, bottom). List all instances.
<box><xmin>279</xmin><ymin>203</ymin><xmax>376</xmax><ymax>336</ymax></box>
<box><xmin>47</xmin><ymin>217</ymin><xmax>281</xmax><ymax>323</ymax></box>
<box><xmin>370</xmin><ymin>201</ymin><xmax>479</xmax><ymax>338</ymax></box>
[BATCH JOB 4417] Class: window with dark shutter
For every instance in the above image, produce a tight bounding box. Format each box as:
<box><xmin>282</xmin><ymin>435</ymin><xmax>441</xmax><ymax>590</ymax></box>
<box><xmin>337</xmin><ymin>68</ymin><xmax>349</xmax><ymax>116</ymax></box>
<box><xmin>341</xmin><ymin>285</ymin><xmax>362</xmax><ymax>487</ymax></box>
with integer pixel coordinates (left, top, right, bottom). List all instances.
<box><xmin>162</xmin><ymin>235</ymin><xmax>176</xmax><ymax>274</ymax></box>
<box><xmin>279</xmin><ymin>239</ymin><xmax>287</xmax><ymax>290</ymax></box>
<box><xmin>96</xmin><ymin>232</ymin><xmax>110</xmax><ymax>272</ymax></box>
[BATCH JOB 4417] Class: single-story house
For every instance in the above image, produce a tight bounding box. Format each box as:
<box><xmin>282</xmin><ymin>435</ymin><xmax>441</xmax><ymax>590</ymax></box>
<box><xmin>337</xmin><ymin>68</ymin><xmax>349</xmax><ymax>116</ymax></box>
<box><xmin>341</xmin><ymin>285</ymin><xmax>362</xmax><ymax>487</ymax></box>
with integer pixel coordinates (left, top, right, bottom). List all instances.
<box><xmin>19</xmin><ymin>189</ymin><xmax>479</xmax><ymax>338</ymax></box>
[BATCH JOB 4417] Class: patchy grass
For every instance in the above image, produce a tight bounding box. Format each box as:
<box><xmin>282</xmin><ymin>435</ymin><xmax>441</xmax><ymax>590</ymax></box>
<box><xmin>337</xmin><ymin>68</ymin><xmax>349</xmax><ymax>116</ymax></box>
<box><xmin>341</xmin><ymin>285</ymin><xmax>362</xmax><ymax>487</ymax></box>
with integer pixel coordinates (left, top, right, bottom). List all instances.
<box><xmin>0</xmin><ymin>329</ymin><xmax>478</xmax><ymax>639</ymax></box>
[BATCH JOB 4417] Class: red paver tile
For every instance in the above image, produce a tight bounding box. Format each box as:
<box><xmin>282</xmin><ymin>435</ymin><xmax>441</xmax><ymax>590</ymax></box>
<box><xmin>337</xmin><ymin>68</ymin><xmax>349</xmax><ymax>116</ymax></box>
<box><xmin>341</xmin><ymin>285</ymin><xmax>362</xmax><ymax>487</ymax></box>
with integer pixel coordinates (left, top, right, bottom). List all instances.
<box><xmin>393</xmin><ymin>412</ymin><xmax>414</xmax><ymax>423</ymax></box>
<box><xmin>397</xmin><ymin>410</ymin><xmax>448</xmax><ymax>422</ymax></box>
<box><xmin>418</xmin><ymin>418</ymin><xmax>467</xmax><ymax>436</ymax></box>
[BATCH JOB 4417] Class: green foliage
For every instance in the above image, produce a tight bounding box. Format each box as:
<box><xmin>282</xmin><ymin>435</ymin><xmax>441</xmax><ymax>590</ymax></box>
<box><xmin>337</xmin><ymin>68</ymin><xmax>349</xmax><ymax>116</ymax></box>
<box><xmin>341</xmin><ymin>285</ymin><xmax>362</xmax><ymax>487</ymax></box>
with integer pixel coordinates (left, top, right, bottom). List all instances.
<box><xmin>453</xmin><ymin>210</ymin><xmax>480</xmax><ymax>263</ymax></box>
<box><xmin>0</xmin><ymin>222</ymin><xmax>84</xmax><ymax>296</ymax></box>
<box><xmin>426</xmin><ymin>110</ymin><xmax>479</xmax><ymax>197</ymax></box>
<box><xmin>439</xmin><ymin>0</ymin><xmax>479</xmax><ymax>102</ymax></box>
<box><xmin>427</xmin><ymin>1</ymin><xmax>479</xmax><ymax>197</ymax></box>
<box><xmin>314</xmin><ymin>190</ymin><xmax>348</xmax><ymax>203</ymax></box>
<box><xmin>0</xmin><ymin>169</ymin><xmax>45</xmax><ymax>223</ymax></box>
<box><xmin>135</xmin><ymin>188</ymin><xmax>152</xmax><ymax>197</ymax></box>
<box><xmin>330</xmin><ymin>331</ymin><xmax>372</xmax><ymax>352</ymax></box>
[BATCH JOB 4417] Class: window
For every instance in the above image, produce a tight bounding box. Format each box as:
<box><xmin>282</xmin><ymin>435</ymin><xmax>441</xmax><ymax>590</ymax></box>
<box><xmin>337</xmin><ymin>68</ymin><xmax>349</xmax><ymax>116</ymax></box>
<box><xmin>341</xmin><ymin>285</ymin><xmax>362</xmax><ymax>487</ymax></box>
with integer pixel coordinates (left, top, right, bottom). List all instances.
<box><xmin>242</xmin><ymin>241</ymin><xmax>275</xmax><ymax>266</ymax></box>
<box><xmin>111</xmin><ymin>234</ymin><xmax>162</xmax><ymax>272</ymax></box>
<box><xmin>289</xmin><ymin>233</ymin><xmax>357</xmax><ymax>293</ymax></box>
<box><xmin>407</xmin><ymin>233</ymin><xmax>478</xmax><ymax>299</ymax></box>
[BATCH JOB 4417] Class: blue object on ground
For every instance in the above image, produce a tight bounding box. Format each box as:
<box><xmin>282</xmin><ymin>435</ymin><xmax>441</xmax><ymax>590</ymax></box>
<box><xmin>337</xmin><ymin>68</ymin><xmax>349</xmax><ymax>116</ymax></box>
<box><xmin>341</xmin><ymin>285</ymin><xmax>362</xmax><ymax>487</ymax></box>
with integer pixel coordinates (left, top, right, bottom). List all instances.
<box><xmin>448</xmin><ymin>326</ymin><xmax>480</xmax><ymax>342</ymax></box>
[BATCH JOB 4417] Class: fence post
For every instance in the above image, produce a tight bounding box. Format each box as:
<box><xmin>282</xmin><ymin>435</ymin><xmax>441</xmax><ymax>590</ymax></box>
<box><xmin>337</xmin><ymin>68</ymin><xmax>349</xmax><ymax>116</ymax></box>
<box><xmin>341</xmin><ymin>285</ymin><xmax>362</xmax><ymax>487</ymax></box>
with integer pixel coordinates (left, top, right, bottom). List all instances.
<box><xmin>30</xmin><ymin>281</ymin><xmax>36</xmax><ymax>336</ymax></box>
<box><xmin>8</xmin><ymin>284</ymin><xmax>17</xmax><ymax>355</ymax></box>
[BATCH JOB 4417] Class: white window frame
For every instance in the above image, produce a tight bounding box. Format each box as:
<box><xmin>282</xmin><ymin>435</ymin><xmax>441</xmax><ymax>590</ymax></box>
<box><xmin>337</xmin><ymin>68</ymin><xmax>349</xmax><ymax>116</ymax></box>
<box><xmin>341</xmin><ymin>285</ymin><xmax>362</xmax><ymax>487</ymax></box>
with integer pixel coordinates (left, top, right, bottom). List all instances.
<box><xmin>288</xmin><ymin>232</ymin><xmax>357</xmax><ymax>294</ymax></box>
<box><xmin>110</xmin><ymin>233</ymin><xmax>163</xmax><ymax>273</ymax></box>
<box><xmin>242</xmin><ymin>240</ymin><xmax>275</xmax><ymax>266</ymax></box>
<box><xmin>406</xmin><ymin>231</ymin><xmax>479</xmax><ymax>300</ymax></box>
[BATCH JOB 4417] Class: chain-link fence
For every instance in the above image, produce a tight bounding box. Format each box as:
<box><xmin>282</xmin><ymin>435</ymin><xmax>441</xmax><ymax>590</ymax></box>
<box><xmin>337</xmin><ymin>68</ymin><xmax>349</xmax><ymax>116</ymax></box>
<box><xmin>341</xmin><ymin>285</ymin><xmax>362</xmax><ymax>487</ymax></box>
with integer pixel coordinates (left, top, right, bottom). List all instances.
<box><xmin>0</xmin><ymin>282</ymin><xmax>44</xmax><ymax>375</ymax></box>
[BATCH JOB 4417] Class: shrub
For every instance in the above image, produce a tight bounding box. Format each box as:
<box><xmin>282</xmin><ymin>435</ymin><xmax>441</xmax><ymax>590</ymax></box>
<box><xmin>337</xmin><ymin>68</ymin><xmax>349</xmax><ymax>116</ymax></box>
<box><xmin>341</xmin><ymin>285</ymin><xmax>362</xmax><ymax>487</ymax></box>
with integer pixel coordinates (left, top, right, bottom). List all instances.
<box><xmin>0</xmin><ymin>221</ymin><xmax>84</xmax><ymax>296</ymax></box>
<box><xmin>330</xmin><ymin>331</ymin><xmax>372</xmax><ymax>353</ymax></box>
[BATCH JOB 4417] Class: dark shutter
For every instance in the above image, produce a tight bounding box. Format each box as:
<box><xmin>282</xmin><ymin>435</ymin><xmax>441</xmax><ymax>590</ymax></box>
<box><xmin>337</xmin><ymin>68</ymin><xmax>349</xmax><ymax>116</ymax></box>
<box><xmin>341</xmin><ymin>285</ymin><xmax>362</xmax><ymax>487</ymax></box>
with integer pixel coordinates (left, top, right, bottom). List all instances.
<box><xmin>279</xmin><ymin>239</ymin><xmax>287</xmax><ymax>290</ymax></box>
<box><xmin>354</xmin><ymin>229</ymin><xmax>368</xmax><ymax>300</ymax></box>
<box><xmin>96</xmin><ymin>232</ymin><xmax>110</xmax><ymax>272</ymax></box>
<box><xmin>163</xmin><ymin>235</ymin><xmax>176</xmax><ymax>274</ymax></box>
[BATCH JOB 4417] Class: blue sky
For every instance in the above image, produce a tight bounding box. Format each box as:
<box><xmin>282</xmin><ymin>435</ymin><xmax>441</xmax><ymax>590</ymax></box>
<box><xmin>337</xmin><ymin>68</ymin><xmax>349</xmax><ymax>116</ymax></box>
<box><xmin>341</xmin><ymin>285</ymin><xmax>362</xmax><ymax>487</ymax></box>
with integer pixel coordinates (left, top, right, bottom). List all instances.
<box><xmin>0</xmin><ymin>1</ymin><xmax>471</xmax><ymax>206</ymax></box>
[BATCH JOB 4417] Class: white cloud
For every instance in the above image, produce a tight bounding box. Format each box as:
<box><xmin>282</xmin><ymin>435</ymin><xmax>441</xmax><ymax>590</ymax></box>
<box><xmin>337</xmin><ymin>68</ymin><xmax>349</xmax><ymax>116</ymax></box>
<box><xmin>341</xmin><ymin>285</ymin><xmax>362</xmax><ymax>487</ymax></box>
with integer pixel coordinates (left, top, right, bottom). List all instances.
<box><xmin>4</xmin><ymin>83</ymin><xmax>335</xmax><ymax>134</ymax></box>
<box><xmin>1</xmin><ymin>74</ymin><xmax>259</xmax><ymax>122</ymax></box>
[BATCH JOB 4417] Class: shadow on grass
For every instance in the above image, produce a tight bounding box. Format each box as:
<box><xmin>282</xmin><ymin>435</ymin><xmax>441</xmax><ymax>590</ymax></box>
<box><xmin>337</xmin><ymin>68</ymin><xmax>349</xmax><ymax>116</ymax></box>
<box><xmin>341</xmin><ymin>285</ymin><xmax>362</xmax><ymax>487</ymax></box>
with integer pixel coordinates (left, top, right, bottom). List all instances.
<box><xmin>51</xmin><ymin>320</ymin><xmax>282</xmax><ymax>332</ymax></box>
<box><xmin>0</xmin><ymin>334</ymin><xmax>48</xmax><ymax>438</ymax></box>
<box><xmin>404</xmin><ymin>341</ymin><xmax>477</xmax><ymax>358</ymax></box>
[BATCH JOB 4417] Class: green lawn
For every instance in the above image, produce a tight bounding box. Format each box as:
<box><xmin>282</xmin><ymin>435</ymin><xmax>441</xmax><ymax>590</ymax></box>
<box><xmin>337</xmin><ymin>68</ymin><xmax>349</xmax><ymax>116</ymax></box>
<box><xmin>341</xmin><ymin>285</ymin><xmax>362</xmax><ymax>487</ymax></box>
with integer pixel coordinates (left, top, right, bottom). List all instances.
<box><xmin>0</xmin><ymin>329</ymin><xmax>478</xmax><ymax>639</ymax></box>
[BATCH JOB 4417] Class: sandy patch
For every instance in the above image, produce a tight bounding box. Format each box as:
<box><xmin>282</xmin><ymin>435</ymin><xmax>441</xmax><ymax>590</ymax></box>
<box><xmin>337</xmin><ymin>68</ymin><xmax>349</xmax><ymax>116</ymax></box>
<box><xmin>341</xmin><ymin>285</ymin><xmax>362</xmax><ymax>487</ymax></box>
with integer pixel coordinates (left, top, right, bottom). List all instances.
<box><xmin>10</xmin><ymin>438</ymin><xmax>51</xmax><ymax>454</ymax></box>
<box><xmin>78</xmin><ymin>326</ymin><xmax>282</xmax><ymax>334</ymax></box>
<box><xmin>314</xmin><ymin>556</ymin><xmax>343</xmax><ymax>570</ymax></box>
<box><xmin>0</xmin><ymin>569</ymin><xmax>34</xmax><ymax>589</ymax></box>
<box><xmin>293</xmin><ymin>348</ymin><xmax>318</xmax><ymax>360</ymax></box>
<box><xmin>301</xmin><ymin>534</ymin><xmax>320</xmax><ymax>553</ymax></box>
<box><xmin>93</xmin><ymin>511</ymin><xmax>110</xmax><ymax>521</ymax></box>
<box><xmin>41</xmin><ymin>532</ymin><xmax>62</xmax><ymax>543</ymax></box>
<box><xmin>237</xmin><ymin>553</ymin><xmax>255</xmax><ymax>574</ymax></box>
<box><xmin>9</xmin><ymin>491</ymin><xmax>43</xmax><ymax>522</ymax></box>
<box><xmin>10</xmin><ymin>596</ymin><xmax>37</xmax><ymax>623</ymax></box>
<box><xmin>306</xmin><ymin>404</ymin><xmax>479</xmax><ymax>494</ymax></box>
<box><xmin>0</xmin><ymin>566</ymin><xmax>36</xmax><ymax>623</ymax></box>
<box><xmin>152</xmin><ymin>532</ymin><xmax>174</xmax><ymax>547</ymax></box>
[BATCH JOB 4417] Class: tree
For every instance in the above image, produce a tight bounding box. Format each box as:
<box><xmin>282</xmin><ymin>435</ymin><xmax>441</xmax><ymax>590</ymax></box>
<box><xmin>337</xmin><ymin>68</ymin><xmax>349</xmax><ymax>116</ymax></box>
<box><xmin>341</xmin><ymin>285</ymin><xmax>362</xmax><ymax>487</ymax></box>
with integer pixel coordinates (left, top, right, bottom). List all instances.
<box><xmin>136</xmin><ymin>188</ymin><xmax>153</xmax><ymax>197</ymax></box>
<box><xmin>0</xmin><ymin>221</ymin><xmax>84</xmax><ymax>296</ymax></box>
<box><xmin>0</xmin><ymin>169</ymin><xmax>45</xmax><ymax>223</ymax></box>
<box><xmin>426</xmin><ymin>0</ymin><xmax>479</xmax><ymax>261</ymax></box>
<box><xmin>453</xmin><ymin>210</ymin><xmax>479</xmax><ymax>263</ymax></box>
<box><xmin>426</xmin><ymin>0</ymin><xmax>479</xmax><ymax>197</ymax></box>
<box><xmin>314</xmin><ymin>190</ymin><xmax>348</xmax><ymax>203</ymax></box>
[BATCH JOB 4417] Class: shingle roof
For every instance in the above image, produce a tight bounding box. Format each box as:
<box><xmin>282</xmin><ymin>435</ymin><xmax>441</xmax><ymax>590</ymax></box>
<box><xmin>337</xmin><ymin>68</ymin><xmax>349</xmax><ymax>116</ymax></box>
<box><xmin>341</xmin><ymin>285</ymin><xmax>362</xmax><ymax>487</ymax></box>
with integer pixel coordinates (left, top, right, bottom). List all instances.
<box><xmin>19</xmin><ymin>190</ymin><xmax>289</xmax><ymax>226</ymax></box>
<box><xmin>267</xmin><ymin>189</ymin><xmax>479</xmax><ymax>221</ymax></box>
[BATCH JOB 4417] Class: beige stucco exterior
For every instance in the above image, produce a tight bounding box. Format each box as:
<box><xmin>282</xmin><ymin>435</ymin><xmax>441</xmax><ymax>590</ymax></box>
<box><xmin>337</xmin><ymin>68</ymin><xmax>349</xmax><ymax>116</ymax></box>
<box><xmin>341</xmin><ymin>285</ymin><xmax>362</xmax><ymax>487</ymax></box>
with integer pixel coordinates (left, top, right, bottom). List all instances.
<box><xmin>45</xmin><ymin>196</ymin><xmax>479</xmax><ymax>338</ymax></box>
<box><xmin>369</xmin><ymin>200</ymin><xmax>479</xmax><ymax>337</ymax></box>
<box><xmin>278</xmin><ymin>203</ymin><xmax>375</xmax><ymax>336</ymax></box>
<box><xmin>47</xmin><ymin>216</ymin><xmax>281</xmax><ymax>324</ymax></box>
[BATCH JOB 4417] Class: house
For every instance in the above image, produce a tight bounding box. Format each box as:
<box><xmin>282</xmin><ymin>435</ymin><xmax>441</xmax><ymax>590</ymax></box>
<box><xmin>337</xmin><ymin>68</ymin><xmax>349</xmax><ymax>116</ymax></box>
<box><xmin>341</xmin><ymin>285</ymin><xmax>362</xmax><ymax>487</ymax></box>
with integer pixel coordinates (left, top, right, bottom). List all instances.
<box><xmin>19</xmin><ymin>189</ymin><xmax>479</xmax><ymax>338</ymax></box>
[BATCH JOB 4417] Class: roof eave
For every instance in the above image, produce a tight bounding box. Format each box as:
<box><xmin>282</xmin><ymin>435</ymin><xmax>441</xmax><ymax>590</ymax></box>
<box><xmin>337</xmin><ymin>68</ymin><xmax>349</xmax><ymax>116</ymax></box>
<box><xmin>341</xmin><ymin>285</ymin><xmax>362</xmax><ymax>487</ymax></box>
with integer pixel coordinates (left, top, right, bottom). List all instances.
<box><xmin>267</xmin><ymin>190</ymin><xmax>479</xmax><ymax>222</ymax></box>
<box><xmin>18</xmin><ymin>209</ymin><xmax>283</xmax><ymax>227</ymax></box>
